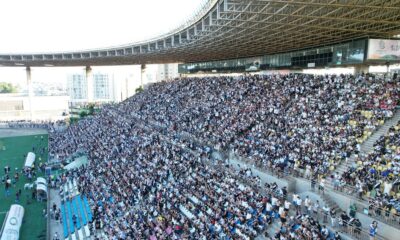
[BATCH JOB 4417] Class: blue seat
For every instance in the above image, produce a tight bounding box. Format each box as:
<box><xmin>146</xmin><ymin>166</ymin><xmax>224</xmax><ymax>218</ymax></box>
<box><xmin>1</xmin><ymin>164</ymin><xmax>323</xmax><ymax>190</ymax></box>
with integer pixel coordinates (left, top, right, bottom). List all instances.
<box><xmin>83</xmin><ymin>195</ymin><xmax>93</xmax><ymax>222</ymax></box>
<box><xmin>72</xmin><ymin>197</ymin><xmax>81</xmax><ymax>229</ymax></box>
<box><xmin>60</xmin><ymin>204</ymin><xmax>69</xmax><ymax>239</ymax></box>
<box><xmin>66</xmin><ymin>201</ymin><xmax>75</xmax><ymax>234</ymax></box>
<box><xmin>77</xmin><ymin>195</ymin><xmax>87</xmax><ymax>225</ymax></box>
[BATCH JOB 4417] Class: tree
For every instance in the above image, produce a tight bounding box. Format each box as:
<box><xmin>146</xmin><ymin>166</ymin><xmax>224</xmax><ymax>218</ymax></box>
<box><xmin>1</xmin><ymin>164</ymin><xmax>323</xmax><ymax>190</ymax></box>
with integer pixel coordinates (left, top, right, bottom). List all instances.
<box><xmin>79</xmin><ymin>111</ymin><xmax>87</xmax><ymax>118</ymax></box>
<box><xmin>88</xmin><ymin>104</ymin><xmax>95</xmax><ymax>115</ymax></box>
<box><xmin>135</xmin><ymin>86</ymin><xmax>144</xmax><ymax>93</ymax></box>
<box><xmin>0</xmin><ymin>82</ymin><xmax>18</xmax><ymax>93</ymax></box>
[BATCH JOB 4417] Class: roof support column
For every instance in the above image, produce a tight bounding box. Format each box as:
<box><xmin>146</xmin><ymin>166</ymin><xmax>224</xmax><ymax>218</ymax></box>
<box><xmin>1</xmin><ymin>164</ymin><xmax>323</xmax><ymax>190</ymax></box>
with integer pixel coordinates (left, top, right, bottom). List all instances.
<box><xmin>85</xmin><ymin>66</ymin><xmax>94</xmax><ymax>102</ymax></box>
<box><xmin>26</xmin><ymin>66</ymin><xmax>34</xmax><ymax>120</ymax></box>
<box><xmin>141</xmin><ymin>64</ymin><xmax>146</xmax><ymax>87</ymax></box>
<box><xmin>217</xmin><ymin>2</ymin><xmax>221</xmax><ymax>17</ymax></box>
<box><xmin>354</xmin><ymin>64</ymin><xmax>369</xmax><ymax>75</ymax></box>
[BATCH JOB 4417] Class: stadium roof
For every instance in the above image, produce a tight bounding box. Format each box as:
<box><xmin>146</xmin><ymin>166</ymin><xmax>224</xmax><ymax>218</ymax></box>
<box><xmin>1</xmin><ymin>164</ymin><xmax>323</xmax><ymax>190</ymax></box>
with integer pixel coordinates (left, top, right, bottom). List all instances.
<box><xmin>1</xmin><ymin>0</ymin><xmax>400</xmax><ymax>67</ymax></box>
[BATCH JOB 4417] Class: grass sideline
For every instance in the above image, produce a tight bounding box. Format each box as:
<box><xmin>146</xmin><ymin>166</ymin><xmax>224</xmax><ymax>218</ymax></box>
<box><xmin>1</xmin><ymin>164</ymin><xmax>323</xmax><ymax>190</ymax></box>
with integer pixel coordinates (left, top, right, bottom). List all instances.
<box><xmin>0</xmin><ymin>133</ymin><xmax>48</xmax><ymax>240</ymax></box>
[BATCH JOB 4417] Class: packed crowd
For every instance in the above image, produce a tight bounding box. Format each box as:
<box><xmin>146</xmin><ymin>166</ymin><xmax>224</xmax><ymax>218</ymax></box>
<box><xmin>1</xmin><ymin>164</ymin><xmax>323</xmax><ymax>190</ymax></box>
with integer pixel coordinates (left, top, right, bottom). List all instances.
<box><xmin>124</xmin><ymin>74</ymin><xmax>398</xmax><ymax>177</ymax></box>
<box><xmin>340</xmin><ymin>120</ymin><xmax>400</xmax><ymax>217</ymax></box>
<box><xmin>47</xmin><ymin>73</ymin><xmax>399</xmax><ymax>238</ymax></box>
<box><xmin>2</xmin><ymin>119</ymin><xmax>65</xmax><ymax>132</ymax></box>
<box><xmin>55</xmin><ymin>119</ymin><xmax>282</xmax><ymax>239</ymax></box>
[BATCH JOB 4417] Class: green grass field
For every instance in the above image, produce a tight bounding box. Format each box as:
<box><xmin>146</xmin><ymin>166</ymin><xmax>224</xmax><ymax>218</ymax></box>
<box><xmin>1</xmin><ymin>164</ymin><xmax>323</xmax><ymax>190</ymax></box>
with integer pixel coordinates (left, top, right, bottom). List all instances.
<box><xmin>0</xmin><ymin>133</ymin><xmax>48</xmax><ymax>240</ymax></box>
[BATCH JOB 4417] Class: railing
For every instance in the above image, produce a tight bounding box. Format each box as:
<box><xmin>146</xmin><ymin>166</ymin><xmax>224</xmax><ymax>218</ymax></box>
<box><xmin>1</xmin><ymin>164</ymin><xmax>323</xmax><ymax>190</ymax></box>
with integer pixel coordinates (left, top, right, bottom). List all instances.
<box><xmin>353</xmin><ymin>200</ymin><xmax>400</xmax><ymax>228</ymax></box>
<box><xmin>220</xmin><ymin>161</ymin><xmax>385</xmax><ymax>240</ymax></box>
<box><xmin>331</xmin><ymin>217</ymin><xmax>384</xmax><ymax>240</ymax></box>
<box><xmin>228</xmin><ymin>150</ymin><xmax>294</xmax><ymax>181</ymax></box>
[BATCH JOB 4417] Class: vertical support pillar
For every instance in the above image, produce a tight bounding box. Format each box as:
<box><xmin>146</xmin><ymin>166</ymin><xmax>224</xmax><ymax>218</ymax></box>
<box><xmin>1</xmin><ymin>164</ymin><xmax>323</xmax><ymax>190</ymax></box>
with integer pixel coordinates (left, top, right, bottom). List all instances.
<box><xmin>26</xmin><ymin>66</ymin><xmax>33</xmax><ymax>120</ymax></box>
<box><xmin>354</xmin><ymin>64</ymin><xmax>369</xmax><ymax>75</ymax></box>
<box><xmin>217</xmin><ymin>0</ymin><xmax>221</xmax><ymax>18</ymax></box>
<box><xmin>141</xmin><ymin>64</ymin><xmax>146</xmax><ymax>87</ymax></box>
<box><xmin>86</xmin><ymin>66</ymin><xmax>94</xmax><ymax>103</ymax></box>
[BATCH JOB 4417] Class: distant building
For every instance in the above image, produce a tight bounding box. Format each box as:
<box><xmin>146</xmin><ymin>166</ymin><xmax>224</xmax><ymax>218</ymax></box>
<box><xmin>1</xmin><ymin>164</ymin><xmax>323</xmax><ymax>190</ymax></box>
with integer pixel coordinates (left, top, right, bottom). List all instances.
<box><xmin>93</xmin><ymin>73</ymin><xmax>115</xmax><ymax>101</ymax></box>
<box><xmin>67</xmin><ymin>74</ymin><xmax>87</xmax><ymax>101</ymax></box>
<box><xmin>67</xmin><ymin>72</ymin><xmax>117</xmax><ymax>105</ymax></box>
<box><xmin>156</xmin><ymin>64</ymin><xmax>179</xmax><ymax>82</ymax></box>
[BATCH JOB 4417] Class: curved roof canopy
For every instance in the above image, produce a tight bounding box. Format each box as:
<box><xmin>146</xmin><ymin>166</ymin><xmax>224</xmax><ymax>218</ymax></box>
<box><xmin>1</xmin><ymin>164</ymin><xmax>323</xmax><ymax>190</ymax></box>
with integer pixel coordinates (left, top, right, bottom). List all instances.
<box><xmin>1</xmin><ymin>0</ymin><xmax>400</xmax><ymax>67</ymax></box>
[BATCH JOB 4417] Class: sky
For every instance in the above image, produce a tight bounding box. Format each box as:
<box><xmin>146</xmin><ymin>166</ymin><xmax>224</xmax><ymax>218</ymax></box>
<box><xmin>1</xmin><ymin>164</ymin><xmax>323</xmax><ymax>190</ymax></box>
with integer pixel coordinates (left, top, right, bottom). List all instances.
<box><xmin>0</xmin><ymin>0</ymin><xmax>205</xmax><ymax>53</ymax></box>
<box><xmin>0</xmin><ymin>0</ymin><xmax>204</xmax><ymax>87</ymax></box>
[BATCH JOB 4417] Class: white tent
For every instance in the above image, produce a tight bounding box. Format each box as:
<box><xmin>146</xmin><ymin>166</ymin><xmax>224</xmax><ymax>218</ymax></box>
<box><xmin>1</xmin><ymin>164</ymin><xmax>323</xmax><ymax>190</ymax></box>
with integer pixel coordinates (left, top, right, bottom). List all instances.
<box><xmin>24</xmin><ymin>152</ymin><xmax>35</xmax><ymax>169</ymax></box>
<box><xmin>36</xmin><ymin>181</ymin><xmax>48</xmax><ymax>201</ymax></box>
<box><xmin>36</xmin><ymin>184</ymin><xmax>47</xmax><ymax>193</ymax></box>
<box><xmin>0</xmin><ymin>204</ymin><xmax>24</xmax><ymax>240</ymax></box>
<box><xmin>35</xmin><ymin>177</ymin><xmax>47</xmax><ymax>186</ymax></box>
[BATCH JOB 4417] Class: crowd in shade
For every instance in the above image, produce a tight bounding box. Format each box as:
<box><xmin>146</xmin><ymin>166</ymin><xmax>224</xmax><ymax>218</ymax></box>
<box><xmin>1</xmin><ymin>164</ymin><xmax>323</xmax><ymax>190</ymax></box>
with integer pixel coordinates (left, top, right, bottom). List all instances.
<box><xmin>125</xmin><ymin>74</ymin><xmax>397</xmax><ymax>174</ymax></box>
<box><xmin>43</xmin><ymin>73</ymin><xmax>400</xmax><ymax>238</ymax></box>
<box><xmin>1</xmin><ymin>120</ymin><xmax>64</xmax><ymax>130</ymax></box>
<box><xmin>124</xmin><ymin>74</ymin><xmax>398</xmax><ymax>182</ymax></box>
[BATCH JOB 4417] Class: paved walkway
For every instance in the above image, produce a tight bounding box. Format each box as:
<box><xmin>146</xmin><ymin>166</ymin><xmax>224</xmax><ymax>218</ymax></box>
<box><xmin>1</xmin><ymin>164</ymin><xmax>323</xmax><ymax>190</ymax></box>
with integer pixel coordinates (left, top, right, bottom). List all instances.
<box><xmin>48</xmin><ymin>188</ymin><xmax>64</xmax><ymax>240</ymax></box>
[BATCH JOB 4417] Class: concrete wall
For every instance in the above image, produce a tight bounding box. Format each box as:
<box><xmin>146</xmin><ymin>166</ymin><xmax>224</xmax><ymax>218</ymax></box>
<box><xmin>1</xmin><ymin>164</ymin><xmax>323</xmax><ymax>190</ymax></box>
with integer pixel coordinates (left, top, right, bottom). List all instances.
<box><xmin>228</xmin><ymin>157</ymin><xmax>290</xmax><ymax>190</ymax></box>
<box><xmin>0</xmin><ymin>95</ymin><xmax>69</xmax><ymax>120</ymax></box>
<box><xmin>23</xmin><ymin>96</ymin><xmax>70</xmax><ymax>111</ymax></box>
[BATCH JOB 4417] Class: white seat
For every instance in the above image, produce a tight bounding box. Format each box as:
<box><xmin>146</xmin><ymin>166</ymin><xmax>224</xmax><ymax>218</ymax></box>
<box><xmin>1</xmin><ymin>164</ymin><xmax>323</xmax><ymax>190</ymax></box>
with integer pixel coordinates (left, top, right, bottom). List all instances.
<box><xmin>179</xmin><ymin>205</ymin><xmax>195</xmax><ymax>219</ymax></box>
<box><xmin>84</xmin><ymin>225</ymin><xmax>91</xmax><ymax>237</ymax></box>
<box><xmin>64</xmin><ymin>184</ymin><xmax>68</xmax><ymax>194</ymax></box>
<box><xmin>73</xmin><ymin>178</ymin><xmax>78</xmax><ymax>194</ymax></box>
<box><xmin>71</xmin><ymin>233</ymin><xmax>77</xmax><ymax>240</ymax></box>
<box><xmin>73</xmin><ymin>178</ymin><xmax>77</xmax><ymax>188</ymax></box>
<box><xmin>68</xmin><ymin>181</ymin><xmax>73</xmax><ymax>195</ymax></box>
<box><xmin>189</xmin><ymin>195</ymin><xmax>199</xmax><ymax>204</ymax></box>
<box><xmin>78</xmin><ymin>229</ymin><xmax>84</xmax><ymax>240</ymax></box>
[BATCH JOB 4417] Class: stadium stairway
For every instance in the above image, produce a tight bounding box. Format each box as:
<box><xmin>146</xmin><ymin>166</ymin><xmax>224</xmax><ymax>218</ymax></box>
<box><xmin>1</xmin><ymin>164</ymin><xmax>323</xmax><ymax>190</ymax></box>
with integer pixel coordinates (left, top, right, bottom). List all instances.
<box><xmin>315</xmin><ymin>191</ymin><xmax>389</xmax><ymax>240</ymax></box>
<box><xmin>60</xmin><ymin>179</ymin><xmax>92</xmax><ymax>240</ymax></box>
<box><xmin>333</xmin><ymin>108</ymin><xmax>400</xmax><ymax>177</ymax></box>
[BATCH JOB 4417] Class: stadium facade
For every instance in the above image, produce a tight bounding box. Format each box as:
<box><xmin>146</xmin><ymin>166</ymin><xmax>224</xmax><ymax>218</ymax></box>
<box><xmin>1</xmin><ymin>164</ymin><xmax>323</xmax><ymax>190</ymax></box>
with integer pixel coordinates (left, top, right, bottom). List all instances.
<box><xmin>178</xmin><ymin>38</ymin><xmax>399</xmax><ymax>74</ymax></box>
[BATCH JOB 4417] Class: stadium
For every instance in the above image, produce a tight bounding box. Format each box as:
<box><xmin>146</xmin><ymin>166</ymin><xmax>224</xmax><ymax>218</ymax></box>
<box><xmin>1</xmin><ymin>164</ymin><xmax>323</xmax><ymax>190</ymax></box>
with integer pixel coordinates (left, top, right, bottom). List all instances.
<box><xmin>0</xmin><ymin>0</ymin><xmax>400</xmax><ymax>240</ymax></box>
